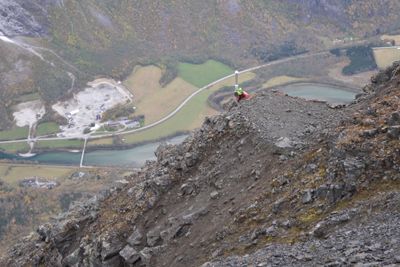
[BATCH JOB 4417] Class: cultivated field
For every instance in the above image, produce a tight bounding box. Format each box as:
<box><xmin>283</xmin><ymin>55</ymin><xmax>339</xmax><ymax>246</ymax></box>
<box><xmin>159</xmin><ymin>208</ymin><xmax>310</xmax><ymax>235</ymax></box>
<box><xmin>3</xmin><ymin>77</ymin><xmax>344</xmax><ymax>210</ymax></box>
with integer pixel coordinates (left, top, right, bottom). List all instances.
<box><xmin>123</xmin><ymin>65</ymin><xmax>197</xmax><ymax>124</ymax></box>
<box><xmin>35</xmin><ymin>139</ymin><xmax>84</xmax><ymax>149</ymax></box>
<box><xmin>263</xmin><ymin>75</ymin><xmax>307</xmax><ymax>88</ymax></box>
<box><xmin>35</xmin><ymin>122</ymin><xmax>60</xmax><ymax>136</ymax></box>
<box><xmin>0</xmin><ymin>127</ymin><xmax>29</xmax><ymax>141</ymax></box>
<box><xmin>178</xmin><ymin>60</ymin><xmax>234</xmax><ymax>87</ymax></box>
<box><xmin>373</xmin><ymin>47</ymin><xmax>400</xmax><ymax>69</ymax></box>
<box><xmin>87</xmin><ymin>137</ymin><xmax>114</xmax><ymax>146</ymax></box>
<box><xmin>0</xmin><ymin>142</ymin><xmax>30</xmax><ymax>153</ymax></box>
<box><xmin>0</xmin><ymin>164</ymin><xmax>74</xmax><ymax>187</ymax></box>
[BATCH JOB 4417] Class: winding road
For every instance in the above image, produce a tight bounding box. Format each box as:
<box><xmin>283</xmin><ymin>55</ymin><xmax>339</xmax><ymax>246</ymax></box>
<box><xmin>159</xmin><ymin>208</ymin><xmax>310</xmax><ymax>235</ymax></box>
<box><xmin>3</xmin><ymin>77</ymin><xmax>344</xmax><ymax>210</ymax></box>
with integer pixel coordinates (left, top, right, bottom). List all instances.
<box><xmin>0</xmin><ymin>51</ymin><xmax>329</xmax><ymax>146</ymax></box>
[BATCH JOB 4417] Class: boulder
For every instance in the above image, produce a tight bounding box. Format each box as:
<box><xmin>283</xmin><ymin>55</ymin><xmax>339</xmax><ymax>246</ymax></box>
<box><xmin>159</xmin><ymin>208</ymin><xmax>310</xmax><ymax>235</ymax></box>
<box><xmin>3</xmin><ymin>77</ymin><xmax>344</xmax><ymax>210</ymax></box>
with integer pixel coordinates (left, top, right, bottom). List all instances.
<box><xmin>101</xmin><ymin>240</ymin><xmax>124</xmax><ymax>261</ymax></box>
<box><xmin>388</xmin><ymin>111</ymin><xmax>400</xmax><ymax>126</ymax></box>
<box><xmin>127</xmin><ymin>228</ymin><xmax>142</xmax><ymax>246</ymax></box>
<box><xmin>119</xmin><ymin>245</ymin><xmax>140</xmax><ymax>264</ymax></box>
<box><xmin>210</xmin><ymin>191</ymin><xmax>220</xmax><ymax>199</ymax></box>
<box><xmin>387</xmin><ymin>126</ymin><xmax>400</xmax><ymax>139</ymax></box>
<box><xmin>146</xmin><ymin>229</ymin><xmax>161</xmax><ymax>247</ymax></box>
<box><xmin>302</xmin><ymin>189</ymin><xmax>313</xmax><ymax>204</ymax></box>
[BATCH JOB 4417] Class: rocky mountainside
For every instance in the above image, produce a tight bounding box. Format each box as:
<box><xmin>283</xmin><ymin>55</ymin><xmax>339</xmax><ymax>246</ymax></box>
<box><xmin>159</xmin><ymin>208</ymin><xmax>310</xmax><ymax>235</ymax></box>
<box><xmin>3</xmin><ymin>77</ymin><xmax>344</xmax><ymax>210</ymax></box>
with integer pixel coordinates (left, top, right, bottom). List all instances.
<box><xmin>2</xmin><ymin>61</ymin><xmax>400</xmax><ymax>266</ymax></box>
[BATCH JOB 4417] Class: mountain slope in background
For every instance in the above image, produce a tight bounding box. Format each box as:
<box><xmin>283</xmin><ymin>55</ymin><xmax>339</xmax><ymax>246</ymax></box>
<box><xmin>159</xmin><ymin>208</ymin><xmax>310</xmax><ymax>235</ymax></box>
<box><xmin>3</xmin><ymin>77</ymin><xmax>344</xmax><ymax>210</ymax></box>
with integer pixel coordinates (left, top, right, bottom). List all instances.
<box><xmin>1</xmin><ymin>0</ymin><xmax>400</xmax><ymax>129</ymax></box>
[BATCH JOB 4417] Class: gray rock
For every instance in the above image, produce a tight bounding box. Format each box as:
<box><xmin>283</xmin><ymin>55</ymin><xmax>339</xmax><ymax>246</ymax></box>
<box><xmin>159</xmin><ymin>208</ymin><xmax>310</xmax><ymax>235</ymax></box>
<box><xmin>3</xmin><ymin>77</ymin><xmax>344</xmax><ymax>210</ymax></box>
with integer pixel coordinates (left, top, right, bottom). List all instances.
<box><xmin>101</xmin><ymin>240</ymin><xmax>124</xmax><ymax>260</ymax></box>
<box><xmin>0</xmin><ymin>1</ymin><xmax>46</xmax><ymax>37</ymax></box>
<box><xmin>210</xmin><ymin>191</ymin><xmax>220</xmax><ymax>199</ymax></box>
<box><xmin>62</xmin><ymin>248</ymin><xmax>81</xmax><ymax>266</ymax></box>
<box><xmin>387</xmin><ymin>126</ymin><xmax>400</xmax><ymax>139</ymax></box>
<box><xmin>279</xmin><ymin>155</ymin><xmax>288</xmax><ymax>161</ymax></box>
<box><xmin>37</xmin><ymin>224</ymin><xmax>51</xmax><ymax>242</ymax></box>
<box><xmin>388</xmin><ymin>111</ymin><xmax>400</xmax><ymax>126</ymax></box>
<box><xmin>343</xmin><ymin>157</ymin><xmax>365</xmax><ymax>179</ymax></box>
<box><xmin>265</xmin><ymin>225</ymin><xmax>278</xmax><ymax>237</ymax></box>
<box><xmin>139</xmin><ymin>246</ymin><xmax>165</xmax><ymax>266</ymax></box>
<box><xmin>306</xmin><ymin>163</ymin><xmax>318</xmax><ymax>173</ymax></box>
<box><xmin>102</xmin><ymin>255</ymin><xmax>123</xmax><ymax>267</ymax></box>
<box><xmin>180</xmin><ymin>183</ymin><xmax>194</xmax><ymax>196</ymax></box>
<box><xmin>119</xmin><ymin>245</ymin><xmax>140</xmax><ymax>264</ymax></box>
<box><xmin>350</xmin><ymin>252</ymin><xmax>368</xmax><ymax>262</ymax></box>
<box><xmin>127</xmin><ymin>228</ymin><xmax>142</xmax><ymax>246</ymax></box>
<box><xmin>331</xmin><ymin>213</ymin><xmax>351</xmax><ymax>223</ymax></box>
<box><xmin>275</xmin><ymin>137</ymin><xmax>292</xmax><ymax>148</ymax></box>
<box><xmin>146</xmin><ymin>228</ymin><xmax>161</xmax><ymax>247</ymax></box>
<box><xmin>272</xmin><ymin>198</ymin><xmax>285</xmax><ymax>214</ymax></box>
<box><xmin>361</xmin><ymin>128</ymin><xmax>378</xmax><ymax>138</ymax></box>
<box><xmin>139</xmin><ymin>247</ymin><xmax>153</xmax><ymax>266</ymax></box>
<box><xmin>302</xmin><ymin>189</ymin><xmax>313</xmax><ymax>204</ymax></box>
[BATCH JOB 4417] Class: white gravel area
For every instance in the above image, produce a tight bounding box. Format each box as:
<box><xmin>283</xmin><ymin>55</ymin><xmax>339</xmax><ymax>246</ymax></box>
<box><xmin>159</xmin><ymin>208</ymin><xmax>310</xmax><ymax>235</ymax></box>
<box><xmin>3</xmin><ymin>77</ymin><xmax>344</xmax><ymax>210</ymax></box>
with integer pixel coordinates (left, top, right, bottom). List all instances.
<box><xmin>52</xmin><ymin>82</ymin><xmax>128</xmax><ymax>138</ymax></box>
<box><xmin>13</xmin><ymin>100</ymin><xmax>45</xmax><ymax>127</ymax></box>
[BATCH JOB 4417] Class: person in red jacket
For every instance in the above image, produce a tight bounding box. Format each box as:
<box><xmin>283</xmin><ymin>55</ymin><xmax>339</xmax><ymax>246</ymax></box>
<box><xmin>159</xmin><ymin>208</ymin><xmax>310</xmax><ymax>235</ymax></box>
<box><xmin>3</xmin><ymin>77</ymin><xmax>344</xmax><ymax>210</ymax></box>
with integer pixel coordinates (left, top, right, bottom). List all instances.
<box><xmin>234</xmin><ymin>85</ymin><xmax>250</xmax><ymax>102</ymax></box>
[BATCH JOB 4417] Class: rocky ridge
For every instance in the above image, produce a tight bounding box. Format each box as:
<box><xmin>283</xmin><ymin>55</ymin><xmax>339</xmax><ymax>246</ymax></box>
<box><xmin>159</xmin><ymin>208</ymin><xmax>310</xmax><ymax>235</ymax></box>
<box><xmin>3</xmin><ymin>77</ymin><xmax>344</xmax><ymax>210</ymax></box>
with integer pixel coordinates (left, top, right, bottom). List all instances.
<box><xmin>2</xmin><ymin>62</ymin><xmax>400</xmax><ymax>266</ymax></box>
<box><xmin>0</xmin><ymin>0</ymin><xmax>55</xmax><ymax>36</ymax></box>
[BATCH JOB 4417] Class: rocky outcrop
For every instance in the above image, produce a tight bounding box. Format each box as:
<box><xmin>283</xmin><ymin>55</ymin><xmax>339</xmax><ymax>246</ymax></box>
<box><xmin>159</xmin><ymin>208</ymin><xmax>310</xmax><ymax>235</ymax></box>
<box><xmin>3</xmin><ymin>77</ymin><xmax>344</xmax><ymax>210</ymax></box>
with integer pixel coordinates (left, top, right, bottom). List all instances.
<box><xmin>2</xmin><ymin>62</ymin><xmax>400</xmax><ymax>266</ymax></box>
<box><xmin>0</xmin><ymin>0</ymin><xmax>54</xmax><ymax>36</ymax></box>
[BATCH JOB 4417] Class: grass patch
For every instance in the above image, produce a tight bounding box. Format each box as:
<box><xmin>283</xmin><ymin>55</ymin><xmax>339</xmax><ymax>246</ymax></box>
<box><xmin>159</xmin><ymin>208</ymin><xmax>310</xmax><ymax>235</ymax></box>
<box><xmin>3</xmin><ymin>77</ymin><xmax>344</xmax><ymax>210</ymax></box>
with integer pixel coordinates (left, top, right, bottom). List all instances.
<box><xmin>36</xmin><ymin>139</ymin><xmax>83</xmax><ymax>149</ymax></box>
<box><xmin>87</xmin><ymin>138</ymin><xmax>114</xmax><ymax>146</ymax></box>
<box><xmin>36</xmin><ymin>122</ymin><xmax>60</xmax><ymax>136</ymax></box>
<box><xmin>298</xmin><ymin>208</ymin><xmax>322</xmax><ymax>224</ymax></box>
<box><xmin>373</xmin><ymin>47</ymin><xmax>400</xmax><ymax>69</ymax></box>
<box><xmin>123</xmin><ymin>65</ymin><xmax>198</xmax><ymax>124</ymax></box>
<box><xmin>178</xmin><ymin>60</ymin><xmax>234</xmax><ymax>87</ymax></box>
<box><xmin>0</xmin><ymin>164</ymin><xmax>74</xmax><ymax>187</ymax></box>
<box><xmin>263</xmin><ymin>75</ymin><xmax>307</xmax><ymax>88</ymax></box>
<box><xmin>0</xmin><ymin>127</ymin><xmax>29</xmax><ymax>141</ymax></box>
<box><xmin>121</xmin><ymin>72</ymin><xmax>255</xmax><ymax>144</ymax></box>
<box><xmin>0</xmin><ymin>142</ymin><xmax>30</xmax><ymax>153</ymax></box>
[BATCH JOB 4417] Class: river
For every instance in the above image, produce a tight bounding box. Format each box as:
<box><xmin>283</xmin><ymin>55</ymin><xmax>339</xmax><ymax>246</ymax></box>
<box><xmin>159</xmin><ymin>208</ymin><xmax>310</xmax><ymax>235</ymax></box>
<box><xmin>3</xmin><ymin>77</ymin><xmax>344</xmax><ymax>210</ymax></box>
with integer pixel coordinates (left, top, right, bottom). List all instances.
<box><xmin>279</xmin><ymin>83</ymin><xmax>357</xmax><ymax>104</ymax></box>
<box><xmin>0</xmin><ymin>135</ymin><xmax>188</xmax><ymax>167</ymax></box>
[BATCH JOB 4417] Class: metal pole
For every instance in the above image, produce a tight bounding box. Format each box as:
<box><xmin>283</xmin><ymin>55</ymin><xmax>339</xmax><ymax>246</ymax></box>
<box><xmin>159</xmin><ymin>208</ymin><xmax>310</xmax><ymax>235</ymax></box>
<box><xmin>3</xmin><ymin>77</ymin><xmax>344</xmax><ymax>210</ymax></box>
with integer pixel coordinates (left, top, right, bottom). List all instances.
<box><xmin>235</xmin><ymin>70</ymin><xmax>239</xmax><ymax>87</ymax></box>
<box><xmin>80</xmin><ymin>136</ymin><xmax>88</xmax><ymax>168</ymax></box>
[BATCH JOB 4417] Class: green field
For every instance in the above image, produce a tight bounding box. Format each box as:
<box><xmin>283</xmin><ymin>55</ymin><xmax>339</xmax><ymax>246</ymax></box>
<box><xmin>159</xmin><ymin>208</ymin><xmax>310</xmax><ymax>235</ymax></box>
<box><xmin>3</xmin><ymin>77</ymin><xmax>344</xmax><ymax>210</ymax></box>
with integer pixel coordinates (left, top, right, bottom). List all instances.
<box><xmin>0</xmin><ymin>142</ymin><xmax>30</xmax><ymax>153</ymax></box>
<box><xmin>36</xmin><ymin>139</ymin><xmax>83</xmax><ymax>149</ymax></box>
<box><xmin>178</xmin><ymin>60</ymin><xmax>234</xmax><ymax>87</ymax></box>
<box><xmin>0</xmin><ymin>127</ymin><xmax>29</xmax><ymax>141</ymax></box>
<box><xmin>36</xmin><ymin>122</ymin><xmax>60</xmax><ymax>136</ymax></box>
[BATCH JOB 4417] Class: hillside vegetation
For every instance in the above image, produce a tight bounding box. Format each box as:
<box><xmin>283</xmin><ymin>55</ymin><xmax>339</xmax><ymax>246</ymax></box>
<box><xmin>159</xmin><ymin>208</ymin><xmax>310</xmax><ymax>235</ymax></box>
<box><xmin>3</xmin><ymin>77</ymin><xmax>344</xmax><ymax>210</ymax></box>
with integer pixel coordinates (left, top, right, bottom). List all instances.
<box><xmin>2</xmin><ymin>0</ymin><xmax>400</xmax><ymax>129</ymax></box>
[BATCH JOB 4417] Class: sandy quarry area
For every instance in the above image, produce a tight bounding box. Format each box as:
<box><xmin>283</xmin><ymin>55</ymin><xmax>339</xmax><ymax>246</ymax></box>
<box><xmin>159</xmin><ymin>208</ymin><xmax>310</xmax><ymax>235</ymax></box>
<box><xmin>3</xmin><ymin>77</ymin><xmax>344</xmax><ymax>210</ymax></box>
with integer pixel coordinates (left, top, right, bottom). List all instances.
<box><xmin>52</xmin><ymin>82</ymin><xmax>129</xmax><ymax>138</ymax></box>
<box><xmin>13</xmin><ymin>100</ymin><xmax>45</xmax><ymax>128</ymax></box>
